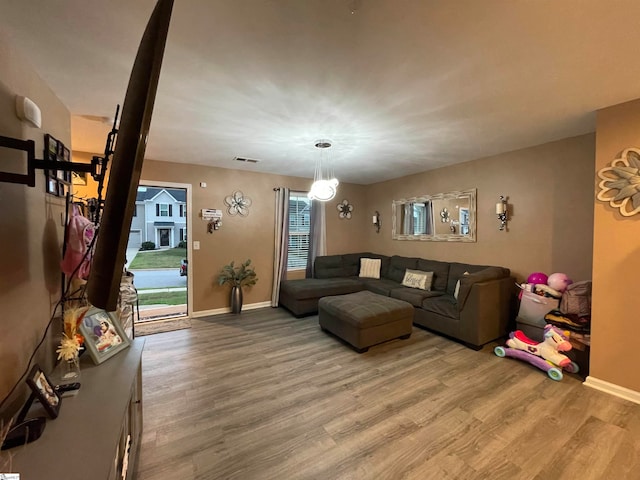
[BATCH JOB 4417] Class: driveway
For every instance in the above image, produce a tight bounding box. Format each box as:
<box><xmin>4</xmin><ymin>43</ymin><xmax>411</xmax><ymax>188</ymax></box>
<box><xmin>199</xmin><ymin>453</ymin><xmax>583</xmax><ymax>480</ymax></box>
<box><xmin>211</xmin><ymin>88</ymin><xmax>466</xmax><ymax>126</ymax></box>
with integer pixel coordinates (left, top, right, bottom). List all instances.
<box><xmin>125</xmin><ymin>247</ymin><xmax>139</xmax><ymax>269</ymax></box>
<box><xmin>129</xmin><ymin>269</ymin><xmax>186</xmax><ymax>289</ymax></box>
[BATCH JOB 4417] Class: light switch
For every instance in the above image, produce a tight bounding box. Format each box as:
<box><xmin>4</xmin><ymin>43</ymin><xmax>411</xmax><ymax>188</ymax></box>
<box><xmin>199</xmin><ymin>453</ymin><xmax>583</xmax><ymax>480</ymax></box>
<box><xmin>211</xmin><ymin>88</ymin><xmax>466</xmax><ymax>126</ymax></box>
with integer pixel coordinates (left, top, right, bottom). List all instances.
<box><xmin>193</xmin><ymin>241</ymin><xmax>200</xmax><ymax>250</ymax></box>
<box><xmin>200</xmin><ymin>182</ymin><xmax>206</xmax><ymax>188</ymax></box>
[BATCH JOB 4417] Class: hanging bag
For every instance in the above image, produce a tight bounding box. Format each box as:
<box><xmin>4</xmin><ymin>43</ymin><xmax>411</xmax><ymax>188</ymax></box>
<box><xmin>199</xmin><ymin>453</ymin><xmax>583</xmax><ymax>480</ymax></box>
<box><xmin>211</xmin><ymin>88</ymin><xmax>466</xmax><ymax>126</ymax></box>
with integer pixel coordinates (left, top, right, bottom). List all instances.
<box><xmin>559</xmin><ymin>280</ymin><xmax>592</xmax><ymax>317</ymax></box>
<box><xmin>61</xmin><ymin>205</ymin><xmax>95</xmax><ymax>279</ymax></box>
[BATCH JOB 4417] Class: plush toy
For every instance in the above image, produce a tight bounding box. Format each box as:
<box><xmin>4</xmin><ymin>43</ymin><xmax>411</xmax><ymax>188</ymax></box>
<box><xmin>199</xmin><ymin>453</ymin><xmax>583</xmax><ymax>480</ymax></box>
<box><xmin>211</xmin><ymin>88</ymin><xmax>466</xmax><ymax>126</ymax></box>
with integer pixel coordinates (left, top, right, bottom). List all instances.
<box><xmin>547</xmin><ymin>272</ymin><xmax>573</xmax><ymax>293</ymax></box>
<box><xmin>527</xmin><ymin>272</ymin><xmax>548</xmax><ymax>285</ymax></box>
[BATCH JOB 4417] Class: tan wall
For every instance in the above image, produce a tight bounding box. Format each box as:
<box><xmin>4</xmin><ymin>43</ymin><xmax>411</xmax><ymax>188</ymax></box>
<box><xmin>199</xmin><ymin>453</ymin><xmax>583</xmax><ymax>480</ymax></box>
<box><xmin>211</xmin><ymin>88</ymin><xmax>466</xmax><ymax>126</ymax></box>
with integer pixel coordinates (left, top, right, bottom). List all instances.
<box><xmin>140</xmin><ymin>160</ymin><xmax>368</xmax><ymax>312</ymax></box>
<box><xmin>70</xmin><ymin>150</ymin><xmax>103</xmax><ymax>199</ymax></box>
<box><xmin>0</xmin><ymin>30</ymin><xmax>70</xmax><ymax>413</ymax></box>
<box><xmin>363</xmin><ymin>134</ymin><xmax>595</xmax><ymax>283</ymax></box>
<box><xmin>591</xmin><ymin>99</ymin><xmax>640</xmax><ymax>391</ymax></box>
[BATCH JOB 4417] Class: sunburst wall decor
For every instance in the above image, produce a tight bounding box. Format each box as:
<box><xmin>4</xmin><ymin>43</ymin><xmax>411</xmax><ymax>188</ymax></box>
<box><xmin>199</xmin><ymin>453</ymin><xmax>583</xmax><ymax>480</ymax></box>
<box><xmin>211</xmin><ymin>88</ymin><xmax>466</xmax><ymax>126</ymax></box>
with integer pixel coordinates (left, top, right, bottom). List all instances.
<box><xmin>596</xmin><ymin>147</ymin><xmax>640</xmax><ymax>217</ymax></box>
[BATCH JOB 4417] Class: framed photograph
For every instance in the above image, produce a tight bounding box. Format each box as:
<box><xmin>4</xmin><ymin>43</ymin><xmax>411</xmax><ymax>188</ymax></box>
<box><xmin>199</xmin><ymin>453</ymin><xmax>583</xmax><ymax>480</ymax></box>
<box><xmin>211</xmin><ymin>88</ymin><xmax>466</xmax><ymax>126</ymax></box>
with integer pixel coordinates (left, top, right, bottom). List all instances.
<box><xmin>45</xmin><ymin>134</ymin><xmax>58</xmax><ymax>161</ymax></box>
<box><xmin>58</xmin><ymin>182</ymin><xmax>69</xmax><ymax>198</ymax></box>
<box><xmin>26</xmin><ymin>364</ymin><xmax>61</xmax><ymax>419</ymax></box>
<box><xmin>79</xmin><ymin>307</ymin><xmax>131</xmax><ymax>365</ymax></box>
<box><xmin>46</xmin><ymin>177</ymin><xmax>58</xmax><ymax>195</ymax></box>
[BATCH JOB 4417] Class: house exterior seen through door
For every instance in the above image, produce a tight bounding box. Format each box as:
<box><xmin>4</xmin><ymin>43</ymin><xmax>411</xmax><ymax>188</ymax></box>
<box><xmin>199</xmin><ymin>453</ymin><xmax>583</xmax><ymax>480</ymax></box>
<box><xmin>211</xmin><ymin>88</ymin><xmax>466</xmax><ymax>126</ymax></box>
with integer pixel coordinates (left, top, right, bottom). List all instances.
<box><xmin>126</xmin><ymin>183</ymin><xmax>190</xmax><ymax>324</ymax></box>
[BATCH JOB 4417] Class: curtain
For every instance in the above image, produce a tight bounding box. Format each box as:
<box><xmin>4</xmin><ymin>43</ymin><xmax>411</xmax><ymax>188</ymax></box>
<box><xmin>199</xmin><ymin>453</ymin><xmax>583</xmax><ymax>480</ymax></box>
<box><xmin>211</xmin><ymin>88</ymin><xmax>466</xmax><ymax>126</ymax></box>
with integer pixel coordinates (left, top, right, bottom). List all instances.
<box><xmin>271</xmin><ymin>187</ymin><xmax>290</xmax><ymax>307</ymax></box>
<box><xmin>403</xmin><ymin>203</ymin><xmax>414</xmax><ymax>235</ymax></box>
<box><xmin>305</xmin><ymin>200</ymin><xmax>326</xmax><ymax>278</ymax></box>
<box><xmin>425</xmin><ymin>201</ymin><xmax>434</xmax><ymax>235</ymax></box>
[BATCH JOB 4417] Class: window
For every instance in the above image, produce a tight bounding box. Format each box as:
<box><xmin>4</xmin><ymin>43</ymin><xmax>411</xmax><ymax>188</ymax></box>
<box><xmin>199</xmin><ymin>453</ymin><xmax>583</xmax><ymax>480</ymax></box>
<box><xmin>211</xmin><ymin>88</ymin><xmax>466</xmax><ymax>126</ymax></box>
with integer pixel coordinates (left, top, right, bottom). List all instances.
<box><xmin>156</xmin><ymin>203</ymin><xmax>172</xmax><ymax>217</ymax></box>
<box><xmin>179</xmin><ymin>204</ymin><xmax>186</xmax><ymax>217</ymax></box>
<box><xmin>287</xmin><ymin>193</ymin><xmax>311</xmax><ymax>270</ymax></box>
<box><xmin>413</xmin><ymin>202</ymin><xmax>427</xmax><ymax>235</ymax></box>
<box><xmin>180</xmin><ymin>228</ymin><xmax>187</xmax><ymax>242</ymax></box>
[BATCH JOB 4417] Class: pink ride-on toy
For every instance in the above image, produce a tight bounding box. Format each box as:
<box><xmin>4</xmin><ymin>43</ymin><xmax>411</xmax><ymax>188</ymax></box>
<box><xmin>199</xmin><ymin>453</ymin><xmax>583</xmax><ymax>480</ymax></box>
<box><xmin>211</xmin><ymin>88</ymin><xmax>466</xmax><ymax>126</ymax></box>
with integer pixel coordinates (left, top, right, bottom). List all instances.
<box><xmin>494</xmin><ymin>324</ymin><xmax>579</xmax><ymax>381</ymax></box>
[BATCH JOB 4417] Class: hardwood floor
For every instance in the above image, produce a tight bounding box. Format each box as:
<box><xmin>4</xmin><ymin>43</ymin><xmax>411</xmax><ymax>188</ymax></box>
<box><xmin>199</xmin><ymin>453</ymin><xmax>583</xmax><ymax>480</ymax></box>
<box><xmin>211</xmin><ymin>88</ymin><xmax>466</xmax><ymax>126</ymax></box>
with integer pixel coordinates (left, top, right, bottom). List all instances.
<box><xmin>136</xmin><ymin>308</ymin><xmax>640</xmax><ymax>480</ymax></box>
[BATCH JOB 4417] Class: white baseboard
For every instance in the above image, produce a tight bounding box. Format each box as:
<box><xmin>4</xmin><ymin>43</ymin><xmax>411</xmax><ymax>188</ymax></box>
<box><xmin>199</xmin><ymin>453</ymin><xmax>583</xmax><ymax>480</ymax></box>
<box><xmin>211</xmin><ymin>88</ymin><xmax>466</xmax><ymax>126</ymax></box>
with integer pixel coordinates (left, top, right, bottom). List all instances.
<box><xmin>192</xmin><ymin>301</ymin><xmax>272</xmax><ymax>318</ymax></box>
<box><xmin>583</xmin><ymin>376</ymin><xmax>640</xmax><ymax>405</ymax></box>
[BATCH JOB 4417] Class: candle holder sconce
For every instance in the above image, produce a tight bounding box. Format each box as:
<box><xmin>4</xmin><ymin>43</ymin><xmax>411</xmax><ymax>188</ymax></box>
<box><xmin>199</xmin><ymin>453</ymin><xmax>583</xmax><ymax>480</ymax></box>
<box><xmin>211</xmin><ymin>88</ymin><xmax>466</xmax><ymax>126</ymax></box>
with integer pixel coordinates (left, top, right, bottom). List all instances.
<box><xmin>496</xmin><ymin>195</ymin><xmax>508</xmax><ymax>231</ymax></box>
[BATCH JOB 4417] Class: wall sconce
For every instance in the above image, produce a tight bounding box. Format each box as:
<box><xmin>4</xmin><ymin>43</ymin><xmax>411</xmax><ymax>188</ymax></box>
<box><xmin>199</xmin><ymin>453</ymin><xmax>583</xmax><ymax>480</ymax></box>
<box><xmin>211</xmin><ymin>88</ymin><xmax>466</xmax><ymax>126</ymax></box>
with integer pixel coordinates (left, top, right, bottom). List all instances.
<box><xmin>496</xmin><ymin>195</ymin><xmax>508</xmax><ymax>231</ymax></box>
<box><xmin>372</xmin><ymin>211</ymin><xmax>381</xmax><ymax>233</ymax></box>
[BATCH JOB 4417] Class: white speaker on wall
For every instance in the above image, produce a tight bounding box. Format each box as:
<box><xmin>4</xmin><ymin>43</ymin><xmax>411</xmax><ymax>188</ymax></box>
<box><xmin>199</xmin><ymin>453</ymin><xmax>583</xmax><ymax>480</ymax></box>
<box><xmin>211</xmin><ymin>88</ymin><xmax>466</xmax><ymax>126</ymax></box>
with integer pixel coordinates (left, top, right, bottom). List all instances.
<box><xmin>15</xmin><ymin>95</ymin><xmax>42</xmax><ymax>128</ymax></box>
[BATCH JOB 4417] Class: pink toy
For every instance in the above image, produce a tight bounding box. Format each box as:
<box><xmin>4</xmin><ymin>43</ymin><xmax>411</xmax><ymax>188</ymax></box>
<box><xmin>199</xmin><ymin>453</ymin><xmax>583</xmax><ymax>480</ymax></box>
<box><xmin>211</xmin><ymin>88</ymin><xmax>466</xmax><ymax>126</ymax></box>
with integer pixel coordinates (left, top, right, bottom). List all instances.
<box><xmin>494</xmin><ymin>324</ymin><xmax>579</xmax><ymax>381</ymax></box>
<box><xmin>527</xmin><ymin>272</ymin><xmax>548</xmax><ymax>285</ymax></box>
<box><xmin>547</xmin><ymin>272</ymin><xmax>573</xmax><ymax>293</ymax></box>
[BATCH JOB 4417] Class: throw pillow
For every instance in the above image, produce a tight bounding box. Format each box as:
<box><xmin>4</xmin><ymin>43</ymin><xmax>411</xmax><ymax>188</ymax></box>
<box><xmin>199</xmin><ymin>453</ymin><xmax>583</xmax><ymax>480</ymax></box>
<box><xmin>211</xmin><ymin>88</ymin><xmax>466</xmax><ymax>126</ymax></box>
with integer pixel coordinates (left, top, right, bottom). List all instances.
<box><xmin>359</xmin><ymin>258</ymin><xmax>381</xmax><ymax>279</ymax></box>
<box><xmin>401</xmin><ymin>269</ymin><xmax>434</xmax><ymax>290</ymax></box>
<box><xmin>454</xmin><ymin>271</ymin><xmax>470</xmax><ymax>299</ymax></box>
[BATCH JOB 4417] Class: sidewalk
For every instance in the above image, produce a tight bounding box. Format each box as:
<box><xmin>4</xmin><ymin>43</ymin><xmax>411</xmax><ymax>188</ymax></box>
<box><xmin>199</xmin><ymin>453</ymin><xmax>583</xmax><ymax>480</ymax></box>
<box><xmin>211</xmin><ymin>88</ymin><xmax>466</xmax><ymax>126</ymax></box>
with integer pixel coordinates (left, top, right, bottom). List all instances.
<box><xmin>137</xmin><ymin>286</ymin><xmax>186</xmax><ymax>294</ymax></box>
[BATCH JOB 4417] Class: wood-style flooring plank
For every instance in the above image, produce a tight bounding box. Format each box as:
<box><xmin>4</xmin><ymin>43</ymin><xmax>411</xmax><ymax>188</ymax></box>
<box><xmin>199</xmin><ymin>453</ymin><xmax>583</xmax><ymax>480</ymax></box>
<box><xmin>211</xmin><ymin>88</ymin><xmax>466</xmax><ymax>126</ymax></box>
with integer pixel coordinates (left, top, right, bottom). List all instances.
<box><xmin>136</xmin><ymin>308</ymin><xmax>640</xmax><ymax>480</ymax></box>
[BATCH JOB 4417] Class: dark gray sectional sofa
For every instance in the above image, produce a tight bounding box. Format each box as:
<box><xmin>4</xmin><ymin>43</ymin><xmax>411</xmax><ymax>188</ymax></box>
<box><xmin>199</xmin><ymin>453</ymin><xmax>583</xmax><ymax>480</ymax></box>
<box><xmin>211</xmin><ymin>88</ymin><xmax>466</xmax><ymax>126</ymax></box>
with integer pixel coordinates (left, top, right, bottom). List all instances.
<box><xmin>279</xmin><ymin>252</ymin><xmax>514</xmax><ymax>350</ymax></box>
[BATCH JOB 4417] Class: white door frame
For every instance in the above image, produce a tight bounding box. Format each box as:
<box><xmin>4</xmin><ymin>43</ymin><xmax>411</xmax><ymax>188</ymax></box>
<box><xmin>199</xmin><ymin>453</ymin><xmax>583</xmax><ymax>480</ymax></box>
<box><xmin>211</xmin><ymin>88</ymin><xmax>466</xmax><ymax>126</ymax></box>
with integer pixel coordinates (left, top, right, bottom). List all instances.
<box><xmin>139</xmin><ymin>180</ymin><xmax>193</xmax><ymax>318</ymax></box>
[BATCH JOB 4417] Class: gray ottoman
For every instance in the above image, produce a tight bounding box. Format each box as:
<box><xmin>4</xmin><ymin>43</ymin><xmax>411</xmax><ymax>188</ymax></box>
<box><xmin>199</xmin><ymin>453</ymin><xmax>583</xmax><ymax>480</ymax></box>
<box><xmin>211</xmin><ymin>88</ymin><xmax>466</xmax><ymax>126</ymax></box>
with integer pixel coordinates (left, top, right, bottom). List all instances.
<box><xmin>319</xmin><ymin>291</ymin><xmax>414</xmax><ymax>353</ymax></box>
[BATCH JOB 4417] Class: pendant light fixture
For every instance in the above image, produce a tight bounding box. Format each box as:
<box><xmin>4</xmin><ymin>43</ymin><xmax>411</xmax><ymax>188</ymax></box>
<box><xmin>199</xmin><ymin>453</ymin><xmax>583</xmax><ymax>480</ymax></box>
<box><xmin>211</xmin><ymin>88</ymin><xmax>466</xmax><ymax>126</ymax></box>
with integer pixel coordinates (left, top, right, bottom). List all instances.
<box><xmin>308</xmin><ymin>139</ymin><xmax>339</xmax><ymax>202</ymax></box>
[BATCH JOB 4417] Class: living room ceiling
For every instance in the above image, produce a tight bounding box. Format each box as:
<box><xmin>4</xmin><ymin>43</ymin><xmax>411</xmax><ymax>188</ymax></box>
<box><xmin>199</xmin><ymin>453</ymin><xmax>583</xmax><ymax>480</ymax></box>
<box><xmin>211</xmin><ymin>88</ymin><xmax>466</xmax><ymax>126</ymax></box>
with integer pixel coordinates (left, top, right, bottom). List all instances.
<box><xmin>2</xmin><ymin>0</ymin><xmax>640</xmax><ymax>185</ymax></box>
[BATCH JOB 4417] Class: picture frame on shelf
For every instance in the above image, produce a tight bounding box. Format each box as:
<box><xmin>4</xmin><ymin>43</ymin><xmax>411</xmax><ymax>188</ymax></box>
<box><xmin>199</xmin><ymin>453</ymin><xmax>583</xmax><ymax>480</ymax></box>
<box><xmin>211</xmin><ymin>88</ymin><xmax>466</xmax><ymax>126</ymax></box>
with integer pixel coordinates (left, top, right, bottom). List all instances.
<box><xmin>26</xmin><ymin>364</ymin><xmax>61</xmax><ymax>419</ymax></box>
<box><xmin>79</xmin><ymin>307</ymin><xmax>131</xmax><ymax>365</ymax></box>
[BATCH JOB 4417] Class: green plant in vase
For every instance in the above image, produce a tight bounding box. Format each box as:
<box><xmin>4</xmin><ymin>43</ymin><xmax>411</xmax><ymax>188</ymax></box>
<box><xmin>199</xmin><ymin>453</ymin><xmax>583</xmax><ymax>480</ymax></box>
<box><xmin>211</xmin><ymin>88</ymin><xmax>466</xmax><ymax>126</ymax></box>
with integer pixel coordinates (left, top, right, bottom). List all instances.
<box><xmin>217</xmin><ymin>259</ymin><xmax>258</xmax><ymax>313</ymax></box>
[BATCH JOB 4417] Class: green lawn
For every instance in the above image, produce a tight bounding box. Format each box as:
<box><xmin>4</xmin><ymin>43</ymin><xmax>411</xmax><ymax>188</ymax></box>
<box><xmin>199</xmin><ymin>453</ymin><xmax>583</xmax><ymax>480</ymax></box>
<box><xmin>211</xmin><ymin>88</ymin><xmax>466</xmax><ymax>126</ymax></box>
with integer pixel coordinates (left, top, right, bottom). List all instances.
<box><xmin>137</xmin><ymin>290</ymin><xmax>187</xmax><ymax>306</ymax></box>
<box><xmin>129</xmin><ymin>247</ymin><xmax>186</xmax><ymax>269</ymax></box>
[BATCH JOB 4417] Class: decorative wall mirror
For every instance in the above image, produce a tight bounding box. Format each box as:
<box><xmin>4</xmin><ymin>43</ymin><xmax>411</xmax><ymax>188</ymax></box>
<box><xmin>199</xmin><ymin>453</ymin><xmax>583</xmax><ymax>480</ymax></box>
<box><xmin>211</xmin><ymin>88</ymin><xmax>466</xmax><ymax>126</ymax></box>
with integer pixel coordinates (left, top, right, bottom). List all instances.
<box><xmin>392</xmin><ymin>189</ymin><xmax>476</xmax><ymax>242</ymax></box>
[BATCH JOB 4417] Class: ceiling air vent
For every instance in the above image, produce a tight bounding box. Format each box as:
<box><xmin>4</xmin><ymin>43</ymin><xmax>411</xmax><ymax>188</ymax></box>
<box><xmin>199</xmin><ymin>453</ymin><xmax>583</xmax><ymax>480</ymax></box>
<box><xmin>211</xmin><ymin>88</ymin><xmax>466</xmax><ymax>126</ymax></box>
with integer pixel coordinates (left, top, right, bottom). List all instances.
<box><xmin>234</xmin><ymin>157</ymin><xmax>260</xmax><ymax>164</ymax></box>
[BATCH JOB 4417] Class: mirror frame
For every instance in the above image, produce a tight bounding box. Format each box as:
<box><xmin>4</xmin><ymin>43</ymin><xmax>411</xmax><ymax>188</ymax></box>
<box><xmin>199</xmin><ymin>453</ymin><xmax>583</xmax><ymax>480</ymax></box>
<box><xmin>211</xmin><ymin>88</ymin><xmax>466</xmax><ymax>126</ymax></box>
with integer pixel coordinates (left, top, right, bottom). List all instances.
<box><xmin>391</xmin><ymin>188</ymin><xmax>476</xmax><ymax>242</ymax></box>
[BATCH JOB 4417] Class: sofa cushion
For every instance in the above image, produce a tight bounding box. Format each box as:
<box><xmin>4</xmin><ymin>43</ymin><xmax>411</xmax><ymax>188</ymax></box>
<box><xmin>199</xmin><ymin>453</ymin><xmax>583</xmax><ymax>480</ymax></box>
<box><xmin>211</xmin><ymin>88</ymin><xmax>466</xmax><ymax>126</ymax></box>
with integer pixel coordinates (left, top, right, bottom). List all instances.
<box><xmin>401</xmin><ymin>269</ymin><xmax>433</xmax><ymax>290</ymax></box>
<box><xmin>417</xmin><ymin>258</ymin><xmax>450</xmax><ymax>292</ymax></box>
<box><xmin>341</xmin><ymin>253</ymin><xmax>363</xmax><ymax>277</ymax></box>
<box><xmin>358</xmin><ymin>278</ymin><xmax>402</xmax><ymax>296</ymax></box>
<box><xmin>454</xmin><ymin>271</ymin><xmax>470</xmax><ymax>299</ymax></box>
<box><xmin>359</xmin><ymin>258</ymin><xmax>381</xmax><ymax>279</ymax></box>
<box><xmin>280</xmin><ymin>278</ymin><xmax>364</xmax><ymax>300</ymax></box>
<box><xmin>357</xmin><ymin>253</ymin><xmax>390</xmax><ymax>278</ymax></box>
<box><xmin>390</xmin><ymin>287</ymin><xmax>444</xmax><ymax>307</ymax></box>
<box><xmin>421</xmin><ymin>295</ymin><xmax>458</xmax><ymax>319</ymax></box>
<box><xmin>387</xmin><ymin>256</ymin><xmax>420</xmax><ymax>283</ymax></box>
<box><xmin>314</xmin><ymin>255</ymin><xmax>348</xmax><ymax>279</ymax></box>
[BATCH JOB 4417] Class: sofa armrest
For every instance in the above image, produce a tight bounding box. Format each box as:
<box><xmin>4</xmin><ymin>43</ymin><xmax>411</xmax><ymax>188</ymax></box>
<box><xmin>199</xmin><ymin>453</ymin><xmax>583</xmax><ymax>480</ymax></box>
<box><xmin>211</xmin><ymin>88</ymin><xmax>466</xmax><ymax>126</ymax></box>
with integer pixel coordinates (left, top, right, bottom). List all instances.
<box><xmin>458</xmin><ymin>277</ymin><xmax>513</xmax><ymax>346</ymax></box>
<box><xmin>456</xmin><ymin>267</ymin><xmax>509</xmax><ymax>309</ymax></box>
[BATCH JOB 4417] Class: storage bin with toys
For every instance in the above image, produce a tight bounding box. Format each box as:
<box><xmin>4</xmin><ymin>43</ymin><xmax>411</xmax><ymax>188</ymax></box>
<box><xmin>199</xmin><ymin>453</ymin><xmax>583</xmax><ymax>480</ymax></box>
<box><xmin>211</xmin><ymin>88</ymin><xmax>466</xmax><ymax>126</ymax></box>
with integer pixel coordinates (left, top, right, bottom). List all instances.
<box><xmin>513</xmin><ymin>271</ymin><xmax>592</xmax><ymax>376</ymax></box>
